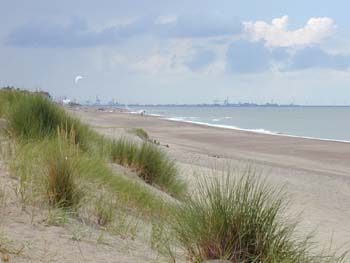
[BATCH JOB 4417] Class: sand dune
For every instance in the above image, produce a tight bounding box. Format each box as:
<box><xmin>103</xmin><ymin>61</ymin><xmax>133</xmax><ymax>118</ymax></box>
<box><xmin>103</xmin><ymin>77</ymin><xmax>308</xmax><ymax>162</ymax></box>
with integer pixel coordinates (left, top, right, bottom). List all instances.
<box><xmin>71</xmin><ymin>107</ymin><xmax>350</xmax><ymax>251</ymax></box>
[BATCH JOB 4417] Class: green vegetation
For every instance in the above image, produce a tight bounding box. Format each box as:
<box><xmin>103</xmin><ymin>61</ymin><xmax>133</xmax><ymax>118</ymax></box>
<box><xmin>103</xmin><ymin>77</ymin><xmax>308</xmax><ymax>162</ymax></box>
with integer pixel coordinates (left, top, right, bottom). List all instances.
<box><xmin>94</xmin><ymin>193</ymin><xmax>115</xmax><ymax>226</ymax></box>
<box><xmin>0</xmin><ymin>87</ymin><xmax>347</xmax><ymax>262</ymax></box>
<box><xmin>45</xmin><ymin>128</ymin><xmax>82</xmax><ymax>208</ymax></box>
<box><xmin>136</xmin><ymin>142</ymin><xmax>184</xmax><ymax>196</ymax></box>
<box><xmin>0</xmin><ymin>88</ymin><xmax>26</xmax><ymax>118</ymax></box>
<box><xmin>77</xmin><ymin>152</ymin><xmax>170</xmax><ymax>215</ymax></box>
<box><xmin>9</xmin><ymin>136</ymin><xmax>169</xmax><ymax>216</ymax></box>
<box><xmin>131</xmin><ymin>128</ymin><xmax>150</xmax><ymax>141</ymax></box>
<box><xmin>8</xmin><ymin>94</ymin><xmax>68</xmax><ymax>139</ymax></box>
<box><xmin>170</xmin><ymin>171</ymin><xmax>346</xmax><ymax>263</ymax></box>
<box><xmin>110</xmin><ymin>138</ymin><xmax>138</xmax><ymax>166</ymax></box>
<box><xmin>5</xmin><ymin>91</ymin><xmax>104</xmax><ymax>154</ymax></box>
<box><xmin>0</xmin><ymin>88</ymin><xmax>184</xmax><ymax>201</ymax></box>
<box><xmin>0</xmin><ymin>88</ymin><xmax>184</xmax><ymax>238</ymax></box>
<box><xmin>110</xmin><ymin>139</ymin><xmax>186</xmax><ymax>197</ymax></box>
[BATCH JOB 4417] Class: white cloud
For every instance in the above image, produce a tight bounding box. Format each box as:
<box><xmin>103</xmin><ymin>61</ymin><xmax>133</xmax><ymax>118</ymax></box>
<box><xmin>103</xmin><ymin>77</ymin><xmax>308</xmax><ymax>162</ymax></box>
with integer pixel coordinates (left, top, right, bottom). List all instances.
<box><xmin>244</xmin><ymin>16</ymin><xmax>336</xmax><ymax>48</ymax></box>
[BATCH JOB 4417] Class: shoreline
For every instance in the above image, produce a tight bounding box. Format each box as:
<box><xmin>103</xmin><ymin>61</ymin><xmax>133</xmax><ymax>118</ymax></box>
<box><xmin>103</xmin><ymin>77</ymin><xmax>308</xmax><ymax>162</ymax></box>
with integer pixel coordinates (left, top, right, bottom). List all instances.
<box><xmin>71</xmin><ymin>106</ymin><xmax>350</xmax><ymax>249</ymax></box>
<box><xmin>80</xmin><ymin>107</ymin><xmax>350</xmax><ymax>249</ymax></box>
<box><xmin>163</xmin><ymin>116</ymin><xmax>350</xmax><ymax>144</ymax></box>
<box><xmin>124</xmin><ymin>109</ymin><xmax>350</xmax><ymax>144</ymax></box>
<box><xmin>74</xmin><ymin>107</ymin><xmax>350</xmax><ymax>173</ymax></box>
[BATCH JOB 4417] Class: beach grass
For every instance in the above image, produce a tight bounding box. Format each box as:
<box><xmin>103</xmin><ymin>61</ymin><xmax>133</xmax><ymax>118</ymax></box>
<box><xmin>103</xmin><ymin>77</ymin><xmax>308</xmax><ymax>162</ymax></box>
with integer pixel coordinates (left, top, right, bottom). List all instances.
<box><xmin>110</xmin><ymin>138</ymin><xmax>186</xmax><ymax>198</ymax></box>
<box><xmin>0</xmin><ymin>88</ymin><xmax>23</xmax><ymax>115</ymax></box>
<box><xmin>110</xmin><ymin>138</ymin><xmax>139</xmax><ymax>166</ymax></box>
<box><xmin>169</xmin><ymin>169</ymin><xmax>346</xmax><ymax>263</ymax></box>
<box><xmin>131</xmin><ymin>128</ymin><xmax>150</xmax><ymax>141</ymax></box>
<box><xmin>1</xmin><ymin>88</ymin><xmax>185</xmax><ymax>198</ymax></box>
<box><xmin>0</xmin><ymin>89</ymin><xmax>104</xmax><ymax>153</ymax></box>
<box><xmin>46</xmin><ymin>148</ymin><xmax>81</xmax><ymax>208</ymax></box>
<box><xmin>10</xmin><ymin>137</ymin><xmax>171</xmax><ymax>216</ymax></box>
<box><xmin>0</xmin><ymin>88</ymin><xmax>180</xmax><ymax>217</ymax></box>
<box><xmin>136</xmin><ymin>142</ymin><xmax>185</xmax><ymax>197</ymax></box>
<box><xmin>77</xmin><ymin>152</ymin><xmax>171</xmax><ymax>216</ymax></box>
<box><xmin>45</xmin><ymin>127</ymin><xmax>83</xmax><ymax>209</ymax></box>
<box><xmin>1</xmin><ymin>87</ymin><xmax>347</xmax><ymax>262</ymax></box>
<box><xmin>8</xmin><ymin>94</ymin><xmax>69</xmax><ymax>140</ymax></box>
<box><xmin>94</xmin><ymin>192</ymin><xmax>115</xmax><ymax>226</ymax></box>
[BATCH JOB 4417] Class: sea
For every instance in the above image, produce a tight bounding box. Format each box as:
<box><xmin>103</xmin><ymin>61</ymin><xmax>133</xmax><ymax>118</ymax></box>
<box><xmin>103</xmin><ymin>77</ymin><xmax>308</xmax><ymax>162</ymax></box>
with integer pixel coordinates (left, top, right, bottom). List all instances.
<box><xmin>128</xmin><ymin>106</ymin><xmax>350</xmax><ymax>142</ymax></box>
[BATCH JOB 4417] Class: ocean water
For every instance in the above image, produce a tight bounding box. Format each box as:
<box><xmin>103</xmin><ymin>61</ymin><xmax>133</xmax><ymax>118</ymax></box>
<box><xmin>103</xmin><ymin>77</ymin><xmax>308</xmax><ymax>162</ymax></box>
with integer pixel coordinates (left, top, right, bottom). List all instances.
<box><xmin>128</xmin><ymin>106</ymin><xmax>350</xmax><ymax>142</ymax></box>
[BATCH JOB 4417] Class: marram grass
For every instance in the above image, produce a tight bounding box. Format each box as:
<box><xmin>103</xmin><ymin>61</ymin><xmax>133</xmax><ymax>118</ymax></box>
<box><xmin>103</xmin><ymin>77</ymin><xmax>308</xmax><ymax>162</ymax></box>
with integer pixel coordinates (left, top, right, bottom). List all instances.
<box><xmin>131</xmin><ymin>128</ymin><xmax>150</xmax><ymax>141</ymax></box>
<box><xmin>11</xmin><ymin>137</ymin><xmax>172</xmax><ymax>217</ymax></box>
<box><xmin>0</xmin><ymin>89</ymin><xmax>103</xmax><ymax>154</ymax></box>
<box><xmin>1</xmin><ymin>88</ymin><xmax>185</xmax><ymax>198</ymax></box>
<box><xmin>8</xmin><ymin>94</ymin><xmax>68</xmax><ymax>139</ymax></box>
<box><xmin>109</xmin><ymin>138</ymin><xmax>186</xmax><ymax>198</ymax></box>
<box><xmin>45</xmin><ymin>127</ymin><xmax>83</xmax><ymax>209</ymax></box>
<box><xmin>170</xmin><ymin>170</ymin><xmax>347</xmax><ymax>263</ymax></box>
<box><xmin>1</xmin><ymin>88</ymin><xmax>346</xmax><ymax>262</ymax></box>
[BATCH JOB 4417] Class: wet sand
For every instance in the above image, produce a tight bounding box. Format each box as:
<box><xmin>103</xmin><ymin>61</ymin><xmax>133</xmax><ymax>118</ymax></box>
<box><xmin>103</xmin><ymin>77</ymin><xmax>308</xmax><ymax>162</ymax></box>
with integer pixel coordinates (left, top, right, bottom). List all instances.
<box><xmin>71</xmin><ymin>107</ymin><xmax>350</xmax><ymax>250</ymax></box>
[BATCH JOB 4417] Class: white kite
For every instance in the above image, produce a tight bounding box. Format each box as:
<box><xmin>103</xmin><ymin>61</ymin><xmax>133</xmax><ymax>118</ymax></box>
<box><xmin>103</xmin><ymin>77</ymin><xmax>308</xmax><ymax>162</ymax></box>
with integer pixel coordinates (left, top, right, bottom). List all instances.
<box><xmin>75</xmin><ymin>75</ymin><xmax>83</xmax><ymax>84</ymax></box>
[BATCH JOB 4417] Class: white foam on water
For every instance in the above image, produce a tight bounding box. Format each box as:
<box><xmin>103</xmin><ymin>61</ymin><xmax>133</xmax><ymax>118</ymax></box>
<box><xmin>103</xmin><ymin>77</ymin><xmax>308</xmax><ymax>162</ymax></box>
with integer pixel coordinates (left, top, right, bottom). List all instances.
<box><xmin>165</xmin><ymin>117</ymin><xmax>350</xmax><ymax>143</ymax></box>
<box><xmin>147</xmin><ymin>113</ymin><xmax>164</xmax><ymax>117</ymax></box>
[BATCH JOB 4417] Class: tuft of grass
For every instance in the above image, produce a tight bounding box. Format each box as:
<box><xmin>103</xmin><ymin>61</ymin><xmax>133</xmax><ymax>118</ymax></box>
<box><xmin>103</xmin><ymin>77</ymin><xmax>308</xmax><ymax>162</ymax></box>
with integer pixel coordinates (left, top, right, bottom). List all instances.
<box><xmin>0</xmin><ymin>88</ymin><xmax>27</xmax><ymax>118</ymax></box>
<box><xmin>131</xmin><ymin>128</ymin><xmax>150</xmax><ymax>141</ymax></box>
<box><xmin>1</xmin><ymin>89</ymin><xmax>185</xmax><ymax>198</ymax></box>
<box><xmin>1</xmin><ymin>89</ymin><xmax>101</xmax><ymax>154</ymax></box>
<box><xmin>10</xmin><ymin>135</ymin><xmax>171</xmax><ymax>218</ymax></box>
<box><xmin>95</xmin><ymin>193</ymin><xmax>115</xmax><ymax>226</ymax></box>
<box><xmin>108</xmin><ymin>212</ymin><xmax>140</xmax><ymax>240</ymax></box>
<box><xmin>136</xmin><ymin>142</ymin><xmax>185</xmax><ymax>197</ymax></box>
<box><xmin>8</xmin><ymin>94</ymin><xmax>67</xmax><ymax>140</ymax></box>
<box><xmin>46</xmin><ymin>154</ymin><xmax>80</xmax><ymax>208</ymax></box>
<box><xmin>45</xmin><ymin>208</ymin><xmax>72</xmax><ymax>226</ymax></box>
<box><xmin>79</xmin><ymin>154</ymin><xmax>172</xmax><ymax>217</ymax></box>
<box><xmin>110</xmin><ymin>138</ymin><xmax>138</xmax><ymax>166</ymax></box>
<box><xmin>170</xmin><ymin>170</ymin><xmax>346</xmax><ymax>263</ymax></box>
<box><xmin>150</xmin><ymin>217</ymin><xmax>178</xmax><ymax>262</ymax></box>
<box><xmin>110</xmin><ymin>139</ymin><xmax>186</xmax><ymax>198</ymax></box>
<box><xmin>46</xmin><ymin>127</ymin><xmax>82</xmax><ymax>209</ymax></box>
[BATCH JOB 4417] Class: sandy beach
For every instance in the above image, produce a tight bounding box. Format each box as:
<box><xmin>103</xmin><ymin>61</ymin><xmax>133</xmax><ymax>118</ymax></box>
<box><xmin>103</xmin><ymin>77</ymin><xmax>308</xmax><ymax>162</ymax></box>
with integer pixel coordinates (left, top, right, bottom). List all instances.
<box><xmin>71</xmin><ymin>107</ymin><xmax>350</xmax><ymax>250</ymax></box>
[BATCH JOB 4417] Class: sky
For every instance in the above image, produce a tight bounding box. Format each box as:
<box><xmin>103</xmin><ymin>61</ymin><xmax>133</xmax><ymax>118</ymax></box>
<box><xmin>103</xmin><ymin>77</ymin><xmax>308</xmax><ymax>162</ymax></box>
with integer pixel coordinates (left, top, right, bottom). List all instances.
<box><xmin>1</xmin><ymin>0</ymin><xmax>350</xmax><ymax>105</ymax></box>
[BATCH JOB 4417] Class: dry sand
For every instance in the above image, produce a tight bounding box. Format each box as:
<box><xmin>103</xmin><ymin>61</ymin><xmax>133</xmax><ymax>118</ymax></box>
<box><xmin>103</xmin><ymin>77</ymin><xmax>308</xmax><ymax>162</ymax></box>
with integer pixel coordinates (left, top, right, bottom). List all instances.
<box><xmin>72</xmin><ymin>107</ymin><xmax>350</xmax><ymax>251</ymax></box>
<box><xmin>0</xmin><ymin>136</ymin><xmax>164</xmax><ymax>263</ymax></box>
<box><xmin>1</xmin><ymin>106</ymin><xmax>349</xmax><ymax>262</ymax></box>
